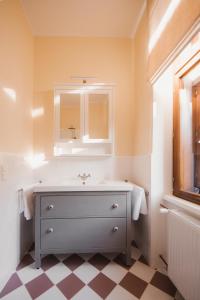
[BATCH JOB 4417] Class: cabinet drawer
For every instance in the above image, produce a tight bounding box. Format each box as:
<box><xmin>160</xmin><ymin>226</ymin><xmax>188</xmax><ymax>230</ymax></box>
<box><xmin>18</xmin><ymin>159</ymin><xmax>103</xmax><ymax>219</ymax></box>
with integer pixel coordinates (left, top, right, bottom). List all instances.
<box><xmin>41</xmin><ymin>218</ymin><xmax>126</xmax><ymax>251</ymax></box>
<box><xmin>40</xmin><ymin>193</ymin><xmax>126</xmax><ymax>218</ymax></box>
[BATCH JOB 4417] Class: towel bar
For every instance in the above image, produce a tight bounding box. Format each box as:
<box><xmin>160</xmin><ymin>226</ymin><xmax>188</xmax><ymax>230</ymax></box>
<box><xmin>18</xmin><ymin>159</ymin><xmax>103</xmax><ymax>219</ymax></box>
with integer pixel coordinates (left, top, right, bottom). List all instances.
<box><xmin>17</xmin><ymin>181</ymin><xmax>42</xmax><ymax>192</ymax></box>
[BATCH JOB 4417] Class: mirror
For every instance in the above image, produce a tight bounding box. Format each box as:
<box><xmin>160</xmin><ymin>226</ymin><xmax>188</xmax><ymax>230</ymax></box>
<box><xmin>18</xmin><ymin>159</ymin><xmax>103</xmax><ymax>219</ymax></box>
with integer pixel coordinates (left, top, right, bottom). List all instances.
<box><xmin>88</xmin><ymin>93</ymin><xmax>109</xmax><ymax>139</ymax></box>
<box><xmin>60</xmin><ymin>93</ymin><xmax>81</xmax><ymax>140</ymax></box>
<box><xmin>54</xmin><ymin>85</ymin><xmax>114</xmax><ymax>156</ymax></box>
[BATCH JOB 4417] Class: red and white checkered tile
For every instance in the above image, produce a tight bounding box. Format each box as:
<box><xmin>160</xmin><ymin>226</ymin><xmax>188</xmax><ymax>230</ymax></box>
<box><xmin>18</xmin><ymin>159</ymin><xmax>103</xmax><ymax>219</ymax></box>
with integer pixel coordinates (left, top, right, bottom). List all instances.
<box><xmin>0</xmin><ymin>244</ymin><xmax>178</xmax><ymax>299</ymax></box>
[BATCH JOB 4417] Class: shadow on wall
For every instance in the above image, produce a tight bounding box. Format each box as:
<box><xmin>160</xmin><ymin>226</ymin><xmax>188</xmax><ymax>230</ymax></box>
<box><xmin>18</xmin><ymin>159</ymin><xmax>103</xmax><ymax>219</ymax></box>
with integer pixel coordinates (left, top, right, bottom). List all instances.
<box><xmin>133</xmin><ymin>203</ymin><xmax>149</xmax><ymax>263</ymax></box>
<box><xmin>19</xmin><ymin>214</ymin><xmax>33</xmax><ymax>260</ymax></box>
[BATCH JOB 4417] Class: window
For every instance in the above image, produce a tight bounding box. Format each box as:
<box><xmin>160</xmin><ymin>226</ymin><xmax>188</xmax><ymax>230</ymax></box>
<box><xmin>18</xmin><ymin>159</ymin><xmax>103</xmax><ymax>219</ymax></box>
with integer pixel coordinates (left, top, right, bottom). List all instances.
<box><xmin>173</xmin><ymin>52</ymin><xmax>200</xmax><ymax>204</ymax></box>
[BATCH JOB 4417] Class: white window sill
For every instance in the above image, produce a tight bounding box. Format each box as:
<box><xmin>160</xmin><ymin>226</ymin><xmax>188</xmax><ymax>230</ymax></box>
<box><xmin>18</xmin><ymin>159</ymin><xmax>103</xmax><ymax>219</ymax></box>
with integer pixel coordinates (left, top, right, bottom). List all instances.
<box><xmin>162</xmin><ymin>194</ymin><xmax>200</xmax><ymax>218</ymax></box>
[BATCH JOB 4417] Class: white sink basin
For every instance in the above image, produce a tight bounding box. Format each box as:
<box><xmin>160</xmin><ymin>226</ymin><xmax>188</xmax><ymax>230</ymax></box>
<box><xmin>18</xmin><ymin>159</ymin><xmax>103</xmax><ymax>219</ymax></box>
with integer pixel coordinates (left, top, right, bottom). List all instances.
<box><xmin>33</xmin><ymin>180</ymin><xmax>134</xmax><ymax>192</ymax></box>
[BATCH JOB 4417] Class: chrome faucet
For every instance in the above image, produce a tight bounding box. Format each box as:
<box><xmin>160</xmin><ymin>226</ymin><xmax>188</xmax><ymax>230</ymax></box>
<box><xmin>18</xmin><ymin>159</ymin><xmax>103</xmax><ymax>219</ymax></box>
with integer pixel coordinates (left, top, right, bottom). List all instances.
<box><xmin>78</xmin><ymin>173</ymin><xmax>91</xmax><ymax>184</ymax></box>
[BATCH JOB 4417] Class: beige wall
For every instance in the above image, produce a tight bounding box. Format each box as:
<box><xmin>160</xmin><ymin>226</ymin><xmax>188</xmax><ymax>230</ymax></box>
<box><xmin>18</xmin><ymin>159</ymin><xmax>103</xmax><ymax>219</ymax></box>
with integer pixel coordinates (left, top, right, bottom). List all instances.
<box><xmin>0</xmin><ymin>0</ymin><xmax>34</xmax><ymax>154</ymax></box>
<box><xmin>33</xmin><ymin>37</ymin><xmax>134</xmax><ymax>157</ymax></box>
<box><xmin>0</xmin><ymin>0</ymin><xmax>34</xmax><ymax>288</ymax></box>
<box><xmin>132</xmin><ymin>0</ymin><xmax>200</xmax><ymax>156</ymax></box>
<box><xmin>33</xmin><ymin>1</ymin><xmax>199</xmax><ymax>157</ymax></box>
<box><xmin>132</xmin><ymin>10</ymin><xmax>152</xmax><ymax>155</ymax></box>
<box><xmin>149</xmin><ymin>0</ymin><xmax>200</xmax><ymax>78</ymax></box>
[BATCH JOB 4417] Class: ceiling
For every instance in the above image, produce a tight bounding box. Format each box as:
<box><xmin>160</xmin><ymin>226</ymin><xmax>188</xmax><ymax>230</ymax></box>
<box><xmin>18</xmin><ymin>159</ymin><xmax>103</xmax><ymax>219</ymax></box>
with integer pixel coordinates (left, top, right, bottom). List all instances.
<box><xmin>21</xmin><ymin>0</ymin><xmax>145</xmax><ymax>37</ymax></box>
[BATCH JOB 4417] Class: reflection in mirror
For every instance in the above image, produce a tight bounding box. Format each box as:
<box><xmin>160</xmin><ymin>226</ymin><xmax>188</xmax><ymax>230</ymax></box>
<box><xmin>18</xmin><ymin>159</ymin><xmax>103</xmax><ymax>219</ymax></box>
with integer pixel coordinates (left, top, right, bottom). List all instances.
<box><xmin>88</xmin><ymin>94</ymin><xmax>109</xmax><ymax>139</ymax></box>
<box><xmin>179</xmin><ymin>63</ymin><xmax>200</xmax><ymax>194</ymax></box>
<box><xmin>60</xmin><ymin>93</ymin><xmax>81</xmax><ymax>140</ymax></box>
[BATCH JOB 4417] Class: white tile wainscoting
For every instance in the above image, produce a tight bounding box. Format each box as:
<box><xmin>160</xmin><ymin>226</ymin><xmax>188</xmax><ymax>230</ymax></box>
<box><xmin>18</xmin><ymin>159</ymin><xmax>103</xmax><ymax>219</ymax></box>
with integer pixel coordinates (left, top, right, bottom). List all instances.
<box><xmin>0</xmin><ymin>153</ymin><xmax>151</xmax><ymax>291</ymax></box>
<box><xmin>0</xmin><ymin>153</ymin><xmax>34</xmax><ymax>291</ymax></box>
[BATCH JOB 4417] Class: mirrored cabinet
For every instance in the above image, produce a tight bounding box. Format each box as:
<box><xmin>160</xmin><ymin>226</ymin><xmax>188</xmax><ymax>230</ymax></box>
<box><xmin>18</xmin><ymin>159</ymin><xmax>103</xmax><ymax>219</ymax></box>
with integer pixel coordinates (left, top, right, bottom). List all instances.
<box><xmin>54</xmin><ymin>84</ymin><xmax>114</xmax><ymax>156</ymax></box>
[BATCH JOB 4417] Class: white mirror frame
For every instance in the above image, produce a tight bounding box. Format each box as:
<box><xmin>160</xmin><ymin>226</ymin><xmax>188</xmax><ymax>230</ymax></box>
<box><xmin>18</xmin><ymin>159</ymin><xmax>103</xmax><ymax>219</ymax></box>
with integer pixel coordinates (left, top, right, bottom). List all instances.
<box><xmin>54</xmin><ymin>84</ymin><xmax>114</xmax><ymax>145</ymax></box>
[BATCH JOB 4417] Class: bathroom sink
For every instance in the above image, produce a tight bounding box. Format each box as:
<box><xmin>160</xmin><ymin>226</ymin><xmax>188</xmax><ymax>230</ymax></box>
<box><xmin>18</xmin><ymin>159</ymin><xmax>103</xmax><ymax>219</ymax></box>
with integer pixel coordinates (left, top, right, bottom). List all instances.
<box><xmin>33</xmin><ymin>179</ymin><xmax>134</xmax><ymax>192</ymax></box>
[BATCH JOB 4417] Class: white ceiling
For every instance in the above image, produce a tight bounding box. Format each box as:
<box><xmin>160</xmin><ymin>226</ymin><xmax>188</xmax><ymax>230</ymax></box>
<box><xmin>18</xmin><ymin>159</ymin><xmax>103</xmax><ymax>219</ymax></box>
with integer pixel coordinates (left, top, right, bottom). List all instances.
<box><xmin>21</xmin><ymin>0</ymin><xmax>145</xmax><ymax>37</ymax></box>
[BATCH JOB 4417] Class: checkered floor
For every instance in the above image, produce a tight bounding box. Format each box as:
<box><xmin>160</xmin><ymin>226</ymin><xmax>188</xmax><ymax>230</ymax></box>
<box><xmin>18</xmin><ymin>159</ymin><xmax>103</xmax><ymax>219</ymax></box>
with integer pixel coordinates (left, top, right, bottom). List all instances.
<box><xmin>0</xmin><ymin>243</ymin><xmax>178</xmax><ymax>299</ymax></box>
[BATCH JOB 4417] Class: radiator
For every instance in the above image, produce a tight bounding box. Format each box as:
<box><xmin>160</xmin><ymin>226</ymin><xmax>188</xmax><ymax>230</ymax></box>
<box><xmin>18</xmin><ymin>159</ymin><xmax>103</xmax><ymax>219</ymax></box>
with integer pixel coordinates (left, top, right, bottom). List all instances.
<box><xmin>168</xmin><ymin>210</ymin><xmax>200</xmax><ymax>300</ymax></box>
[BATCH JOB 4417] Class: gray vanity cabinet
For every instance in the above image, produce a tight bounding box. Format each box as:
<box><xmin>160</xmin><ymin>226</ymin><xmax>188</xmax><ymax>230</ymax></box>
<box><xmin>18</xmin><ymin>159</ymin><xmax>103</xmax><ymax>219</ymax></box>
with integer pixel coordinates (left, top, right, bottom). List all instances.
<box><xmin>35</xmin><ymin>191</ymin><xmax>132</xmax><ymax>268</ymax></box>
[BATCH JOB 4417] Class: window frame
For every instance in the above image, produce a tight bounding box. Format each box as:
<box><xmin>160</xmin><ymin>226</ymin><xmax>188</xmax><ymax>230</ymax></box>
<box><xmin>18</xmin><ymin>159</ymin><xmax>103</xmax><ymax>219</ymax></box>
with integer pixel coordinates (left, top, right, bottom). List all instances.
<box><xmin>173</xmin><ymin>51</ymin><xmax>200</xmax><ymax>205</ymax></box>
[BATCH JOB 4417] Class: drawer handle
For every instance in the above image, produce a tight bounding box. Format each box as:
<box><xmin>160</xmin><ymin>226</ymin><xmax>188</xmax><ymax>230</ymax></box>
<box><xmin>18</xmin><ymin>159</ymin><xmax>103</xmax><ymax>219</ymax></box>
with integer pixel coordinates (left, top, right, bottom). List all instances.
<box><xmin>113</xmin><ymin>226</ymin><xmax>119</xmax><ymax>232</ymax></box>
<box><xmin>112</xmin><ymin>203</ymin><xmax>119</xmax><ymax>209</ymax></box>
<box><xmin>48</xmin><ymin>204</ymin><xmax>54</xmax><ymax>210</ymax></box>
<box><xmin>47</xmin><ymin>228</ymin><xmax>54</xmax><ymax>233</ymax></box>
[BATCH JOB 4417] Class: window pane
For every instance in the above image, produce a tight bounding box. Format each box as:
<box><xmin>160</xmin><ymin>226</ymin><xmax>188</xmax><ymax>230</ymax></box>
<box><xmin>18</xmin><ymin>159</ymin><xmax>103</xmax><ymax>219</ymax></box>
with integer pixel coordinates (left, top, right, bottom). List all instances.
<box><xmin>179</xmin><ymin>63</ymin><xmax>200</xmax><ymax>194</ymax></box>
<box><xmin>193</xmin><ymin>84</ymin><xmax>200</xmax><ymax>189</ymax></box>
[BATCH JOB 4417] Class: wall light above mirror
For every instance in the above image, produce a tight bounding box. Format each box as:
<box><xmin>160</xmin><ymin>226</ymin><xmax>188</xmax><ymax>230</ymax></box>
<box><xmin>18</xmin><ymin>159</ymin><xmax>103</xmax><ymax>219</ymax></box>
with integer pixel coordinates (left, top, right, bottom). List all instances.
<box><xmin>54</xmin><ymin>84</ymin><xmax>114</xmax><ymax>156</ymax></box>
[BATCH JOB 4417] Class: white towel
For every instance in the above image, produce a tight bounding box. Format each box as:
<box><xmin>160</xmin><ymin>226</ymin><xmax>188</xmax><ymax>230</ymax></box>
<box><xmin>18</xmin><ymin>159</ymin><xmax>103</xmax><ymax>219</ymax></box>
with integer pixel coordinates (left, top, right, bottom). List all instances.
<box><xmin>19</xmin><ymin>185</ymin><xmax>35</xmax><ymax>220</ymax></box>
<box><xmin>131</xmin><ymin>184</ymin><xmax>148</xmax><ymax>221</ymax></box>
